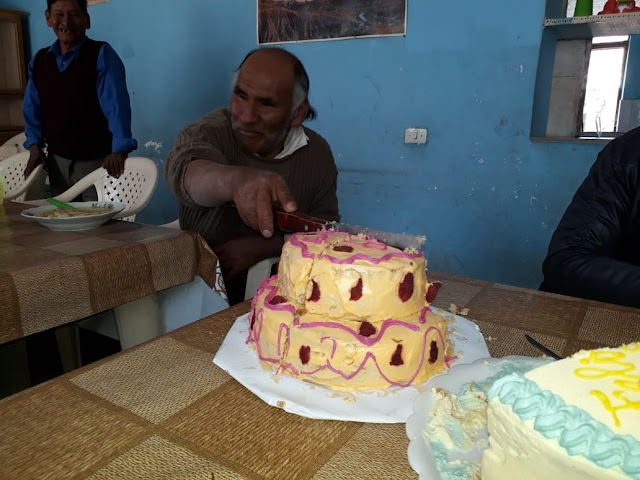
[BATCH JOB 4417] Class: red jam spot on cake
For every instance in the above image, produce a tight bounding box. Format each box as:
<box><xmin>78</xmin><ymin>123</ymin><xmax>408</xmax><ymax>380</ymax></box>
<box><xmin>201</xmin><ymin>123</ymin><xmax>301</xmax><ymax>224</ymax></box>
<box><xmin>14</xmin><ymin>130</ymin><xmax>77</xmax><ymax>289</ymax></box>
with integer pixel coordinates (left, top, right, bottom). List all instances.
<box><xmin>350</xmin><ymin>278</ymin><xmax>363</xmax><ymax>301</ymax></box>
<box><xmin>428</xmin><ymin>340</ymin><xmax>439</xmax><ymax>364</ymax></box>
<box><xmin>426</xmin><ymin>281</ymin><xmax>442</xmax><ymax>303</ymax></box>
<box><xmin>398</xmin><ymin>273</ymin><xmax>414</xmax><ymax>302</ymax></box>
<box><xmin>300</xmin><ymin>345</ymin><xmax>311</xmax><ymax>365</ymax></box>
<box><xmin>269</xmin><ymin>295</ymin><xmax>287</xmax><ymax>305</ymax></box>
<box><xmin>307</xmin><ymin>279</ymin><xmax>321</xmax><ymax>302</ymax></box>
<box><xmin>359</xmin><ymin>321</ymin><xmax>376</xmax><ymax>337</ymax></box>
<box><xmin>390</xmin><ymin>344</ymin><xmax>404</xmax><ymax>366</ymax></box>
<box><xmin>249</xmin><ymin>313</ymin><xmax>256</xmax><ymax>330</ymax></box>
<box><xmin>333</xmin><ymin>245</ymin><xmax>354</xmax><ymax>252</ymax></box>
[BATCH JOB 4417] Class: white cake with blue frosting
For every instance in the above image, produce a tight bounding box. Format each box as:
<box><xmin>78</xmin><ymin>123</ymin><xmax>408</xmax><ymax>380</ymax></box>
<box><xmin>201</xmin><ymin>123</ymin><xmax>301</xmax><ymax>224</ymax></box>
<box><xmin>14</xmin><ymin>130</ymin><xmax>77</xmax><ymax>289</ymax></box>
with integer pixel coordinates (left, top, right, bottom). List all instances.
<box><xmin>481</xmin><ymin>343</ymin><xmax>640</xmax><ymax>480</ymax></box>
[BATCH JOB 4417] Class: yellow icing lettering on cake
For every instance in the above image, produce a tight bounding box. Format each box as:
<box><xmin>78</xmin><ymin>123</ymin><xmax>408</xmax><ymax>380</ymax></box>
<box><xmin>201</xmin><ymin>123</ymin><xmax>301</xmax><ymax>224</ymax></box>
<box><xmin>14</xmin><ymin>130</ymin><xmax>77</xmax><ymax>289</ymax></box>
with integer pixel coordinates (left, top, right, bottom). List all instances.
<box><xmin>573</xmin><ymin>343</ymin><xmax>640</xmax><ymax>427</ymax></box>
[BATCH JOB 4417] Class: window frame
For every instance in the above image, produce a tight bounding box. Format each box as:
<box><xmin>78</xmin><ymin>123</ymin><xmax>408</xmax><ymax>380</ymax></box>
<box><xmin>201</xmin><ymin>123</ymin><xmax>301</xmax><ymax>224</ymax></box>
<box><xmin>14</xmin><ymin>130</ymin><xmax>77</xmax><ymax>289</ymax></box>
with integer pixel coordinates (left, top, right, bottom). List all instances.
<box><xmin>531</xmin><ymin>0</ymin><xmax>640</xmax><ymax>143</ymax></box>
<box><xmin>579</xmin><ymin>37</ymin><xmax>629</xmax><ymax>138</ymax></box>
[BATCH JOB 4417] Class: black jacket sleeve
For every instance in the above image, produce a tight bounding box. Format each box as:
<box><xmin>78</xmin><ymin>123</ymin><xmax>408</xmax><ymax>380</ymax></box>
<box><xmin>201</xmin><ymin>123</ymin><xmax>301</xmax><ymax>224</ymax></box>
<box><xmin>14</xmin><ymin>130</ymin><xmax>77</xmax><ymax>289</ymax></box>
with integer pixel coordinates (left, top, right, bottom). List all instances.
<box><xmin>541</xmin><ymin>127</ymin><xmax>640</xmax><ymax>307</ymax></box>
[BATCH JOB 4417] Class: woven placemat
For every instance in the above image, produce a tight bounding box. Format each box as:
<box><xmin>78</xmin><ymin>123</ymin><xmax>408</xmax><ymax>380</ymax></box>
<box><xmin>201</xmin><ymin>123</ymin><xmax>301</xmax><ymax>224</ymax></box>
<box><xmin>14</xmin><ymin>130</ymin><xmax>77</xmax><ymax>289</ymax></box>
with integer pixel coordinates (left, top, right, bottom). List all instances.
<box><xmin>0</xmin><ymin>273</ymin><xmax>21</xmax><ymax>342</ymax></box>
<box><xmin>82</xmin><ymin>243</ymin><xmax>155</xmax><ymax>313</ymax></box>
<box><xmin>0</xmin><ymin>382</ymin><xmax>147</xmax><ymax>480</ymax></box>
<box><xmin>86</xmin><ymin>435</ymin><xmax>245</xmax><ymax>480</ymax></box>
<box><xmin>163</xmin><ymin>378</ymin><xmax>360</xmax><ymax>479</ymax></box>
<box><xmin>310</xmin><ymin>423</ymin><xmax>416</xmax><ymax>479</ymax></box>
<box><xmin>71</xmin><ymin>337</ymin><xmax>230</xmax><ymax>424</ymax></box>
<box><xmin>12</xmin><ymin>257</ymin><xmax>93</xmax><ymax>336</ymax></box>
<box><xmin>579</xmin><ymin>305</ymin><xmax>640</xmax><ymax>345</ymax></box>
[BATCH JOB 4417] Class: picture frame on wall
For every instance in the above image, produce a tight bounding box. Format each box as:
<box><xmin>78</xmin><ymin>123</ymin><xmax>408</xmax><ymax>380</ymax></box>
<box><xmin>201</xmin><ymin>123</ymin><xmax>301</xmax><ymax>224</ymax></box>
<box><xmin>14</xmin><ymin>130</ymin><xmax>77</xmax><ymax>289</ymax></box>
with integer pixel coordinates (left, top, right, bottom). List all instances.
<box><xmin>258</xmin><ymin>0</ymin><xmax>407</xmax><ymax>45</ymax></box>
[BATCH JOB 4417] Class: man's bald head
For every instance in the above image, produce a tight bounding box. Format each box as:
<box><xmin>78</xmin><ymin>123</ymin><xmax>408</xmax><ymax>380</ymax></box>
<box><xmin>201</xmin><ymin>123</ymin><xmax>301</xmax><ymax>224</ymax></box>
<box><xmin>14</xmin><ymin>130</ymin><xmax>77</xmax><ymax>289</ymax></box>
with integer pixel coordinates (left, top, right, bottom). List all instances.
<box><xmin>236</xmin><ymin>48</ymin><xmax>316</xmax><ymax>121</ymax></box>
<box><xmin>229</xmin><ymin>48</ymin><xmax>316</xmax><ymax>158</ymax></box>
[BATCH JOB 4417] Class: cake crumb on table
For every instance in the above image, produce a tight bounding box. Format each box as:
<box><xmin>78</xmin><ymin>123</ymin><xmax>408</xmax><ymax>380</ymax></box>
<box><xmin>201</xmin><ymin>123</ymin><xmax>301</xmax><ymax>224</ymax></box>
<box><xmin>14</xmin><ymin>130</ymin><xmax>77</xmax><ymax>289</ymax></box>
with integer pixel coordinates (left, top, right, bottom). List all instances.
<box><xmin>449</xmin><ymin>304</ymin><xmax>470</xmax><ymax>316</ymax></box>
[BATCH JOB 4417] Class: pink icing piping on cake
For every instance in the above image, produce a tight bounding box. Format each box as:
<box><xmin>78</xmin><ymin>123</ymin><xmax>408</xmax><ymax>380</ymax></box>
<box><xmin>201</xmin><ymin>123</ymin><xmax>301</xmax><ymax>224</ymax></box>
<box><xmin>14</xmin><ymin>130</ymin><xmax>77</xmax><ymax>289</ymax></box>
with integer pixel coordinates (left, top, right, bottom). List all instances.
<box><xmin>279</xmin><ymin>325</ymin><xmax>449</xmax><ymax>388</ymax></box>
<box><xmin>320</xmin><ymin>336</ymin><xmax>337</xmax><ymax>358</ymax></box>
<box><xmin>247</xmin><ymin>308</ymin><xmax>277</xmax><ymax>364</ymax></box>
<box><xmin>258</xmin><ymin>282</ymin><xmax>427</xmax><ymax>347</ymax></box>
<box><xmin>293</xmin><ymin>317</ymin><xmax>421</xmax><ymax>346</ymax></box>
<box><xmin>247</xmin><ymin>236</ymin><xmax>455</xmax><ymax>388</ymax></box>
<box><xmin>248</xmin><ymin>281</ymin><xmax>451</xmax><ymax>388</ymax></box>
<box><xmin>289</xmin><ymin>231</ymin><xmax>422</xmax><ymax>264</ymax></box>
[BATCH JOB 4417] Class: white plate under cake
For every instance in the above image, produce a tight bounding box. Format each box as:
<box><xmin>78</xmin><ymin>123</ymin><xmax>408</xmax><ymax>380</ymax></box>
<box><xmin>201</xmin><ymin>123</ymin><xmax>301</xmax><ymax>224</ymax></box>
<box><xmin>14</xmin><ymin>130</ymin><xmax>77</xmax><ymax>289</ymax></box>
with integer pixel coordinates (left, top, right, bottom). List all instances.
<box><xmin>215</xmin><ymin>231</ymin><xmax>489</xmax><ymax>422</ymax></box>
<box><xmin>214</xmin><ymin>311</ymin><xmax>489</xmax><ymax>423</ymax></box>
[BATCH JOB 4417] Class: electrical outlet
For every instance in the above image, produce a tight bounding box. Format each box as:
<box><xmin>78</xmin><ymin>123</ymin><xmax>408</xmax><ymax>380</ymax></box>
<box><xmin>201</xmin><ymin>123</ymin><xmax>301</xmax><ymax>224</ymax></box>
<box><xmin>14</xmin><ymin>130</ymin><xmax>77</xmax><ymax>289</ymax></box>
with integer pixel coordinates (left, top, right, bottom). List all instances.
<box><xmin>404</xmin><ymin>128</ymin><xmax>427</xmax><ymax>144</ymax></box>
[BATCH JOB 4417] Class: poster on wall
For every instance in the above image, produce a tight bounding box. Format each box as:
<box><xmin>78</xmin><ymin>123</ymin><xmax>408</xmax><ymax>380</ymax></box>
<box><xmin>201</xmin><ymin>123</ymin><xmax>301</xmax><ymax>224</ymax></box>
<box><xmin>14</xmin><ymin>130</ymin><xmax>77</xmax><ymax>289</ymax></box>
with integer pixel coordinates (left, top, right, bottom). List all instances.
<box><xmin>258</xmin><ymin>0</ymin><xmax>407</xmax><ymax>45</ymax></box>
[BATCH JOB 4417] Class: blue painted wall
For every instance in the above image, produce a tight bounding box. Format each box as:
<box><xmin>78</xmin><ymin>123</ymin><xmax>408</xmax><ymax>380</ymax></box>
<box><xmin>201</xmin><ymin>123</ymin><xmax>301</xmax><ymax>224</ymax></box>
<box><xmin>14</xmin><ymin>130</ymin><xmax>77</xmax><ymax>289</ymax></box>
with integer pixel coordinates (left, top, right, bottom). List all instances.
<box><xmin>2</xmin><ymin>0</ymin><xmax>607</xmax><ymax>290</ymax></box>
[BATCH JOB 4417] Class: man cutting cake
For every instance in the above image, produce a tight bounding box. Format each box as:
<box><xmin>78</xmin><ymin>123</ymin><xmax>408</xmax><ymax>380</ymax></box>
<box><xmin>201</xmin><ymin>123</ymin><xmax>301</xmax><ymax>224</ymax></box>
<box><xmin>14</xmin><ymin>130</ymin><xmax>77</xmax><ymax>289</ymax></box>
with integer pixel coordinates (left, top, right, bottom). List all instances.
<box><xmin>165</xmin><ymin>47</ymin><xmax>340</xmax><ymax>304</ymax></box>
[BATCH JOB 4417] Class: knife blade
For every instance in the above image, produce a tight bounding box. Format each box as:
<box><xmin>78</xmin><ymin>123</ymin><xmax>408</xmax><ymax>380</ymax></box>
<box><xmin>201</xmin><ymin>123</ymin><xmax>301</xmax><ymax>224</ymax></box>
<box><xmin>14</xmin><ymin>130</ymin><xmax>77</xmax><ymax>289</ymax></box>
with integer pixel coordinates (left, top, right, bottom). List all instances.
<box><xmin>274</xmin><ymin>210</ymin><xmax>426</xmax><ymax>251</ymax></box>
<box><xmin>524</xmin><ymin>334</ymin><xmax>562</xmax><ymax>360</ymax></box>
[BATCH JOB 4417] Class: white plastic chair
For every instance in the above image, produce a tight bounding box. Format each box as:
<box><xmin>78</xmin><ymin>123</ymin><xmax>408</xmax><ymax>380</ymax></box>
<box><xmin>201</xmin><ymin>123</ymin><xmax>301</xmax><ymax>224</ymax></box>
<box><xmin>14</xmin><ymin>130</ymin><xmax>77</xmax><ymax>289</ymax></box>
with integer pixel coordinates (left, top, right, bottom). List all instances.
<box><xmin>54</xmin><ymin>157</ymin><xmax>159</xmax><ymax>221</ymax></box>
<box><xmin>0</xmin><ymin>132</ymin><xmax>28</xmax><ymax>161</ymax></box>
<box><xmin>0</xmin><ymin>145</ymin><xmax>20</xmax><ymax>162</ymax></box>
<box><xmin>1</xmin><ymin>152</ymin><xmax>45</xmax><ymax>202</ymax></box>
<box><xmin>244</xmin><ymin>256</ymin><xmax>280</xmax><ymax>300</ymax></box>
<box><xmin>1</xmin><ymin>132</ymin><xmax>27</xmax><ymax>151</ymax></box>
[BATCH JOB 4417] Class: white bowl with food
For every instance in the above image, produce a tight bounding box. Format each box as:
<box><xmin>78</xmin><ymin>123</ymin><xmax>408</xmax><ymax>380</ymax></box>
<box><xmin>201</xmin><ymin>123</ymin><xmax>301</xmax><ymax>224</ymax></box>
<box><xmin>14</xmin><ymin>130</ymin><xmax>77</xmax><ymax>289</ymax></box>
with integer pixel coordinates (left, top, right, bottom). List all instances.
<box><xmin>20</xmin><ymin>201</ymin><xmax>126</xmax><ymax>231</ymax></box>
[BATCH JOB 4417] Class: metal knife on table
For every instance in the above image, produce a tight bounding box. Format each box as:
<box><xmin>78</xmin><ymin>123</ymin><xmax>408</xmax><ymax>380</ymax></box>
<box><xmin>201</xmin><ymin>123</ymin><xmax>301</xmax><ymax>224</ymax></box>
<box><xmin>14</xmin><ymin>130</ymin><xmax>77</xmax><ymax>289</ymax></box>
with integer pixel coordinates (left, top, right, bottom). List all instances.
<box><xmin>274</xmin><ymin>210</ymin><xmax>426</xmax><ymax>251</ymax></box>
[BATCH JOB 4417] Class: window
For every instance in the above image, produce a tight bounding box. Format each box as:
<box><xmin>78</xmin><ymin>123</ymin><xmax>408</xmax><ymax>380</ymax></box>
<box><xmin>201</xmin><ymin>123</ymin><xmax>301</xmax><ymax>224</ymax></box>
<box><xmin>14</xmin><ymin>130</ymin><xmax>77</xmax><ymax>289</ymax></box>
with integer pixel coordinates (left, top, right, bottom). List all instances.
<box><xmin>581</xmin><ymin>36</ymin><xmax>628</xmax><ymax>137</ymax></box>
<box><xmin>539</xmin><ymin>35</ymin><xmax>632</xmax><ymax>140</ymax></box>
<box><xmin>531</xmin><ymin>0</ymin><xmax>640</xmax><ymax>141</ymax></box>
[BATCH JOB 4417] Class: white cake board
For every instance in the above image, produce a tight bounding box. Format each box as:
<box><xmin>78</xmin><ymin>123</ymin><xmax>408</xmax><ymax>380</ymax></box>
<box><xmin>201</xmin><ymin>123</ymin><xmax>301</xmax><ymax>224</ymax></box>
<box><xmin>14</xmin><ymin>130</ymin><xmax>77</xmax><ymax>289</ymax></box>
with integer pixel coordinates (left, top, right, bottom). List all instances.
<box><xmin>213</xmin><ymin>311</ymin><xmax>489</xmax><ymax>423</ymax></box>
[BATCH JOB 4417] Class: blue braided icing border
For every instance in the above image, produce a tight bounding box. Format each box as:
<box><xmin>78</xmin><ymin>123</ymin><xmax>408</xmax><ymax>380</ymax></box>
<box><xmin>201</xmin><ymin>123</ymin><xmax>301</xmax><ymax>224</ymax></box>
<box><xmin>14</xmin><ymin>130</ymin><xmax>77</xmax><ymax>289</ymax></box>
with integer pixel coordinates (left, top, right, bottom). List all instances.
<box><xmin>488</xmin><ymin>373</ymin><xmax>640</xmax><ymax>478</ymax></box>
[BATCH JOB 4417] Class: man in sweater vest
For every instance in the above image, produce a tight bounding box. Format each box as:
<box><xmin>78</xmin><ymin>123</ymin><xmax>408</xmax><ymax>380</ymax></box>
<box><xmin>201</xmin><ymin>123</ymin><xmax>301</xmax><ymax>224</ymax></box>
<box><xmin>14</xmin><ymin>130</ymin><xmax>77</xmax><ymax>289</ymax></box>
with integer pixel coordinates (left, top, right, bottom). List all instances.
<box><xmin>165</xmin><ymin>48</ymin><xmax>340</xmax><ymax>304</ymax></box>
<box><xmin>22</xmin><ymin>0</ymin><xmax>137</xmax><ymax>200</ymax></box>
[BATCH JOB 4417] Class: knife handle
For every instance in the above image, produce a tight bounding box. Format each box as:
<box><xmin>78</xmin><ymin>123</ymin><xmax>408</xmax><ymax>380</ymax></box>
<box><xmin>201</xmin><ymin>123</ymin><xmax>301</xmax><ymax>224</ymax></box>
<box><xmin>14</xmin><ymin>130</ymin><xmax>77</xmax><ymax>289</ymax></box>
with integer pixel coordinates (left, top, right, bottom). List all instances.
<box><xmin>275</xmin><ymin>210</ymin><xmax>328</xmax><ymax>233</ymax></box>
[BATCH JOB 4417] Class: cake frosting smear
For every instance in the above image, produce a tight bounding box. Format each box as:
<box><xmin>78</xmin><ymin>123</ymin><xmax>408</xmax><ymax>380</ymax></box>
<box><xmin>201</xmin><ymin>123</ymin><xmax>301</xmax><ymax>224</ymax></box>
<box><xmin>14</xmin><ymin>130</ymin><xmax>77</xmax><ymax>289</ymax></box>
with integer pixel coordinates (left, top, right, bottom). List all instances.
<box><xmin>482</xmin><ymin>343</ymin><xmax>640</xmax><ymax>480</ymax></box>
<box><xmin>247</xmin><ymin>231</ymin><xmax>453</xmax><ymax>391</ymax></box>
<box><xmin>422</xmin><ymin>358</ymin><xmax>551</xmax><ymax>480</ymax></box>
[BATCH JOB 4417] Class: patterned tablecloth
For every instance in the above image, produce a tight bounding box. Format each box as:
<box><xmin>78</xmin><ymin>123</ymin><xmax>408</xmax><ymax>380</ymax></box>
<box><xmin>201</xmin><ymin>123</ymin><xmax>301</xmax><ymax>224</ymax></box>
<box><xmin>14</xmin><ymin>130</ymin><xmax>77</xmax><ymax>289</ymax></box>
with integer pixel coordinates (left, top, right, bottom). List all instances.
<box><xmin>0</xmin><ymin>201</ymin><xmax>226</xmax><ymax>345</ymax></box>
<box><xmin>1</xmin><ymin>271</ymin><xmax>639</xmax><ymax>479</ymax></box>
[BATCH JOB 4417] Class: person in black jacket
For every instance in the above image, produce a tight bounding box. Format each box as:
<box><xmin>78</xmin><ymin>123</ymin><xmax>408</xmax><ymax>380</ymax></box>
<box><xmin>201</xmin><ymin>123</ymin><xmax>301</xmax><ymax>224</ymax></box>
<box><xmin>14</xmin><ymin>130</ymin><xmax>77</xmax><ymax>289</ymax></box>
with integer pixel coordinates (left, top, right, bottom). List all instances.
<box><xmin>540</xmin><ymin>126</ymin><xmax>640</xmax><ymax>308</ymax></box>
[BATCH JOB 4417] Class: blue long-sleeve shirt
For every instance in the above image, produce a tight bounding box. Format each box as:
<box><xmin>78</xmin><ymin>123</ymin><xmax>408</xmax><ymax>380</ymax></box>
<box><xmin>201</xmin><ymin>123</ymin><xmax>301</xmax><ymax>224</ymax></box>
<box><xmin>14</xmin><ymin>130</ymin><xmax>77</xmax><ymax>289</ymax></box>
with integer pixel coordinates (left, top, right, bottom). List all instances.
<box><xmin>22</xmin><ymin>36</ymin><xmax>137</xmax><ymax>154</ymax></box>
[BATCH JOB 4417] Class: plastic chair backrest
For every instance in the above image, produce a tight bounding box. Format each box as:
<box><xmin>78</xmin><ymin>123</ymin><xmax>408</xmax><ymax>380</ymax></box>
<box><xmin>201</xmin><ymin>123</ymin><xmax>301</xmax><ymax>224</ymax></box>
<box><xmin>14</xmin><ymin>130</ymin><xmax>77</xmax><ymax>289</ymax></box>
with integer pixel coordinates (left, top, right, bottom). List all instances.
<box><xmin>1</xmin><ymin>132</ymin><xmax>27</xmax><ymax>151</ymax></box>
<box><xmin>0</xmin><ymin>145</ymin><xmax>20</xmax><ymax>161</ymax></box>
<box><xmin>244</xmin><ymin>256</ymin><xmax>280</xmax><ymax>301</ymax></box>
<box><xmin>1</xmin><ymin>152</ymin><xmax>45</xmax><ymax>202</ymax></box>
<box><xmin>54</xmin><ymin>157</ymin><xmax>159</xmax><ymax>222</ymax></box>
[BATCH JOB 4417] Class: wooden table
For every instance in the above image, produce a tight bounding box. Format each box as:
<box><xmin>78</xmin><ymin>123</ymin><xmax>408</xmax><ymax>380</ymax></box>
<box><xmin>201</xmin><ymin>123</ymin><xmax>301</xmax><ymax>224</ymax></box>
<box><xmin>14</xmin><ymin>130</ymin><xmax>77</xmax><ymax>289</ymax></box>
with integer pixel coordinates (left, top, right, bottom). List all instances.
<box><xmin>2</xmin><ymin>271</ymin><xmax>639</xmax><ymax>479</ymax></box>
<box><xmin>0</xmin><ymin>201</ymin><xmax>226</xmax><ymax>346</ymax></box>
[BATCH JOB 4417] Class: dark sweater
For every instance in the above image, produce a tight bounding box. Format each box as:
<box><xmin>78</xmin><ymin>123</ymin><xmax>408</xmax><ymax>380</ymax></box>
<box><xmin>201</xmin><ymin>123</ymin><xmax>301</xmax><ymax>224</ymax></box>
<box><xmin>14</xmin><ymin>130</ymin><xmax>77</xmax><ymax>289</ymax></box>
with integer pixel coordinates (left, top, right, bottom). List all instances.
<box><xmin>33</xmin><ymin>39</ymin><xmax>112</xmax><ymax>160</ymax></box>
<box><xmin>164</xmin><ymin>108</ymin><xmax>340</xmax><ymax>249</ymax></box>
<box><xmin>541</xmin><ymin>126</ymin><xmax>640</xmax><ymax>307</ymax></box>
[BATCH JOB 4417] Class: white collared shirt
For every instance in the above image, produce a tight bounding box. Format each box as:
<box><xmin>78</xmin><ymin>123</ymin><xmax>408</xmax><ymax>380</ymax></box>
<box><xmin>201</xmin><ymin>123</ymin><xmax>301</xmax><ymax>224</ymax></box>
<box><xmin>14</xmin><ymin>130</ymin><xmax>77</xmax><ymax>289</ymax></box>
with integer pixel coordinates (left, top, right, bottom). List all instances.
<box><xmin>274</xmin><ymin>126</ymin><xmax>309</xmax><ymax>159</ymax></box>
